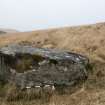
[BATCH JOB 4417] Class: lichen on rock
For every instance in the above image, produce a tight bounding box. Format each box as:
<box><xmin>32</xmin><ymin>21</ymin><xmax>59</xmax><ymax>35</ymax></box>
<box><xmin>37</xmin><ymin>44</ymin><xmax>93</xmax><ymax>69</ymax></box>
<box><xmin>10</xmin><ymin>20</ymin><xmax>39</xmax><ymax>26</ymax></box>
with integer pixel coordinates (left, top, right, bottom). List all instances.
<box><xmin>0</xmin><ymin>44</ymin><xmax>89</xmax><ymax>100</ymax></box>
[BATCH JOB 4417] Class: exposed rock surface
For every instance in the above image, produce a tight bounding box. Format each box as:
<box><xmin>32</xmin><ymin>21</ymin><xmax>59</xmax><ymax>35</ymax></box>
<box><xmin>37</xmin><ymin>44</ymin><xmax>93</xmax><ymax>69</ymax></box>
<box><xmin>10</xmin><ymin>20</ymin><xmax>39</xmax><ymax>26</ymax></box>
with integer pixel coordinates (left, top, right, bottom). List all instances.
<box><xmin>0</xmin><ymin>44</ymin><xmax>89</xmax><ymax>96</ymax></box>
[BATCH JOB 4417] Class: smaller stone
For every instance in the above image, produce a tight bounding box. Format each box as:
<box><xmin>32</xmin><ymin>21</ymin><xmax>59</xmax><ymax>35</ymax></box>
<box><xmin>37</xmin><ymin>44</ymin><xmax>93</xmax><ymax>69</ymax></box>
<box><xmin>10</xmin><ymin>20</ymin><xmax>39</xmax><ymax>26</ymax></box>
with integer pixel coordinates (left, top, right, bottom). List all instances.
<box><xmin>35</xmin><ymin>86</ymin><xmax>41</xmax><ymax>88</ymax></box>
<box><xmin>26</xmin><ymin>86</ymin><xmax>31</xmax><ymax>89</ymax></box>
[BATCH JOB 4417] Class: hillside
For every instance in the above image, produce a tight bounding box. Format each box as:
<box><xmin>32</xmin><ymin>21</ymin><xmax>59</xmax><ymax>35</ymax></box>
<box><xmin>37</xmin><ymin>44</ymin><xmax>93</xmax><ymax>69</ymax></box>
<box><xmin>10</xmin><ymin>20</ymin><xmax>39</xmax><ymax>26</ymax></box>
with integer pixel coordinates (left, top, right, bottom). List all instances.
<box><xmin>0</xmin><ymin>28</ymin><xmax>18</xmax><ymax>35</ymax></box>
<box><xmin>0</xmin><ymin>22</ymin><xmax>105</xmax><ymax>105</ymax></box>
<box><xmin>0</xmin><ymin>22</ymin><xmax>105</xmax><ymax>62</ymax></box>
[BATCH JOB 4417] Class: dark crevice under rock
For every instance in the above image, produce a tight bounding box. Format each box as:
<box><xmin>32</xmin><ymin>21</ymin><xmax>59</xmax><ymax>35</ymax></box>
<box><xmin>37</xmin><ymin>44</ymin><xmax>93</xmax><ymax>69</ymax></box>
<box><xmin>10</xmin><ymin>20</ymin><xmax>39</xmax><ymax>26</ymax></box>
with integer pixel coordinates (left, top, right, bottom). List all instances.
<box><xmin>0</xmin><ymin>44</ymin><xmax>89</xmax><ymax>98</ymax></box>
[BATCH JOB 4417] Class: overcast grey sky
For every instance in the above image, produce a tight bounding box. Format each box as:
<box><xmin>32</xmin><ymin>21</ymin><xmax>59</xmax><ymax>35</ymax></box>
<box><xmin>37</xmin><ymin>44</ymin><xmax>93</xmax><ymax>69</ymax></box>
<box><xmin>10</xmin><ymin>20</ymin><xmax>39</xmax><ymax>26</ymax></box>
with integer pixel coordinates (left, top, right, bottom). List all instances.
<box><xmin>0</xmin><ymin>0</ymin><xmax>105</xmax><ymax>31</ymax></box>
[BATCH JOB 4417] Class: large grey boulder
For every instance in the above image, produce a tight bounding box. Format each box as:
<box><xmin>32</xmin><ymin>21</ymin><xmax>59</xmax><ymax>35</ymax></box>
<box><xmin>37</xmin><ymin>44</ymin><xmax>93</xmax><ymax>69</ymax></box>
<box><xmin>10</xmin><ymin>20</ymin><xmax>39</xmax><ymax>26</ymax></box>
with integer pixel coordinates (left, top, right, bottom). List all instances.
<box><xmin>0</xmin><ymin>44</ymin><xmax>89</xmax><ymax>96</ymax></box>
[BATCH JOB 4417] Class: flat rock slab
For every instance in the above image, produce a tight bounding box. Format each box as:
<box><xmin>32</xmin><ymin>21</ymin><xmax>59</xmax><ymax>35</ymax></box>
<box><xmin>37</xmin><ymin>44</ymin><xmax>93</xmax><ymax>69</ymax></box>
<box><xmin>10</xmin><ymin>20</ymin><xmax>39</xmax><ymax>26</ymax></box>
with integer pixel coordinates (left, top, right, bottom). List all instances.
<box><xmin>0</xmin><ymin>44</ymin><xmax>89</xmax><ymax>91</ymax></box>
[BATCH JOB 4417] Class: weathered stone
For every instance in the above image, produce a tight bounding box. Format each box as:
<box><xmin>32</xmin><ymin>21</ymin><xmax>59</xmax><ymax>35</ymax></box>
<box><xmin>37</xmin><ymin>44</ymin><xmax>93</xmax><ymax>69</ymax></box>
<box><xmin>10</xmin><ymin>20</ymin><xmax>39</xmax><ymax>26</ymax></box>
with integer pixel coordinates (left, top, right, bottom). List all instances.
<box><xmin>0</xmin><ymin>44</ymin><xmax>89</xmax><ymax>94</ymax></box>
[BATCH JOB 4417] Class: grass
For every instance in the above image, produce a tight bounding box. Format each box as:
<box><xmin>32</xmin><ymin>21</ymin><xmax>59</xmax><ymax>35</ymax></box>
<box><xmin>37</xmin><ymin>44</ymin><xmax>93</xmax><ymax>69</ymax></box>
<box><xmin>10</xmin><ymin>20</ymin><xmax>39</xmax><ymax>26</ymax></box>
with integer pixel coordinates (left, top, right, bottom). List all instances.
<box><xmin>0</xmin><ymin>22</ymin><xmax>105</xmax><ymax>104</ymax></box>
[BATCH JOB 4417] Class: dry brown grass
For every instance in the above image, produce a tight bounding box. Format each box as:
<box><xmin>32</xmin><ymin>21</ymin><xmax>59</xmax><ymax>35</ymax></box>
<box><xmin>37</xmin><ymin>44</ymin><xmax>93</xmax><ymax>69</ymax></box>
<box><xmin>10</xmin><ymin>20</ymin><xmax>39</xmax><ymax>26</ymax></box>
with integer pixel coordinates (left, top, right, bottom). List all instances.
<box><xmin>0</xmin><ymin>22</ymin><xmax>105</xmax><ymax>105</ymax></box>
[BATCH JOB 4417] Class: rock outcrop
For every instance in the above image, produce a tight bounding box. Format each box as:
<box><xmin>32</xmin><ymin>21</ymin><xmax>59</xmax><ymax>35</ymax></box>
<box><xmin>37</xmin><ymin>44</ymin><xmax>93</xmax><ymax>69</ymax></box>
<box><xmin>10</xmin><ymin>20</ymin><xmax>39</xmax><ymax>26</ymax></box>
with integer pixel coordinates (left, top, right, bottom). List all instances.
<box><xmin>0</xmin><ymin>44</ymin><xmax>89</xmax><ymax>100</ymax></box>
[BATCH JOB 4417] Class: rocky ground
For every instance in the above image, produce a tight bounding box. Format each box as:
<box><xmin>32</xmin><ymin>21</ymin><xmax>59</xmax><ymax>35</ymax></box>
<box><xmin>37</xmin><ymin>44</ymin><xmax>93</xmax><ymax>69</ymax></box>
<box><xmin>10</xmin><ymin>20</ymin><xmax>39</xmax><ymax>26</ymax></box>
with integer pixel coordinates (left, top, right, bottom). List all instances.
<box><xmin>0</xmin><ymin>22</ymin><xmax>105</xmax><ymax>105</ymax></box>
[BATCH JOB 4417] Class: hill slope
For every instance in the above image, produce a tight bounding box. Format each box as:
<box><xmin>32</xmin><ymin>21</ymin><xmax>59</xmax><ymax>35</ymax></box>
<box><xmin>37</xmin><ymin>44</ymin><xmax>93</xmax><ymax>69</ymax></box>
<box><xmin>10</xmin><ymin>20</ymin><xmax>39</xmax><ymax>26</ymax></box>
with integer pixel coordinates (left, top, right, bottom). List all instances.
<box><xmin>0</xmin><ymin>28</ymin><xmax>18</xmax><ymax>35</ymax></box>
<box><xmin>0</xmin><ymin>22</ymin><xmax>105</xmax><ymax>62</ymax></box>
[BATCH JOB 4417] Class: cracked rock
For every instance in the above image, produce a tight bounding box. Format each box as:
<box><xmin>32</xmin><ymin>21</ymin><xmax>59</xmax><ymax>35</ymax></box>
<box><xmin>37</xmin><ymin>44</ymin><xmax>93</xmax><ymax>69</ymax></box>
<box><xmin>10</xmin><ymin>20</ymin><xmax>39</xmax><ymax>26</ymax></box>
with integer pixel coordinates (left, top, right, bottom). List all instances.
<box><xmin>0</xmin><ymin>44</ymin><xmax>89</xmax><ymax>94</ymax></box>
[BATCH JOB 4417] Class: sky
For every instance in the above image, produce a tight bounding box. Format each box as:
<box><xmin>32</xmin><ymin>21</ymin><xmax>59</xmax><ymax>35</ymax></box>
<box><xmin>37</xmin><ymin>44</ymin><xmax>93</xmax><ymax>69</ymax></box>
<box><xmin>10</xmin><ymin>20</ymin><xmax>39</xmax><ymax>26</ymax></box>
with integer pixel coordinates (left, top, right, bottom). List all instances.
<box><xmin>0</xmin><ymin>0</ymin><xmax>105</xmax><ymax>31</ymax></box>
